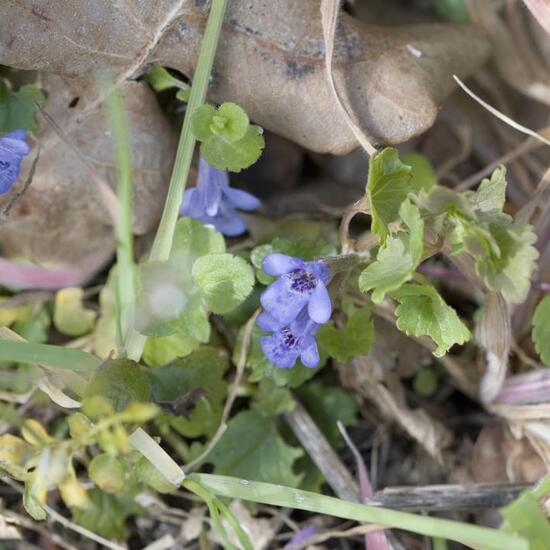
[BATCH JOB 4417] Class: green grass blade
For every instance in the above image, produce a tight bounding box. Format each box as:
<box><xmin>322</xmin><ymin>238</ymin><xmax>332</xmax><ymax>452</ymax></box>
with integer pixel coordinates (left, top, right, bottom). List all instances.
<box><xmin>126</xmin><ymin>0</ymin><xmax>228</xmax><ymax>362</ymax></box>
<box><xmin>190</xmin><ymin>474</ymin><xmax>528</xmax><ymax>550</ymax></box>
<box><xmin>103</xmin><ymin>77</ymin><xmax>136</xmax><ymax>354</ymax></box>
<box><xmin>0</xmin><ymin>340</ymin><xmax>101</xmax><ymax>373</ymax></box>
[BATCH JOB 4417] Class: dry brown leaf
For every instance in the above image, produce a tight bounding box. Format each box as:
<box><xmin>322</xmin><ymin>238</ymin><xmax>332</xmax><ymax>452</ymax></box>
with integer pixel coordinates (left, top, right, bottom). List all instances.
<box><xmin>466</xmin><ymin>0</ymin><xmax>550</xmax><ymax>106</ymax></box>
<box><xmin>0</xmin><ymin>1</ymin><xmax>490</xmax><ymax>154</ymax></box>
<box><xmin>472</xmin><ymin>423</ymin><xmax>547</xmax><ymax>483</ymax></box>
<box><xmin>523</xmin><ymin>0</ymin><xmax>550</xmax><ymax>37</ymax></box>
<box><xmin>476</xmin><ymin>292</ymin><xmax>511</xmax><ymax>404</ymax></box>
<box><xmin>339</xmin><ymin>355</ymin><xmax>452</xmax><ymax>463</ymax></box>
<box><xmin>0</xmin><ymin>513</ymin><xmax>21</xmax><ymax>541</ymax></box>
<box><xmin>0</xmin><ymin>73</ymin><xmax>177</xmax><ymax>271</ymax></box>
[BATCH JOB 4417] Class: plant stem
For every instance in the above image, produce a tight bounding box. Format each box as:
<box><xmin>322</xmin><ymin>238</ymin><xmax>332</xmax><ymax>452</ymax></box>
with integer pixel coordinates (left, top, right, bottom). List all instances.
<box><xmin>104</xmin><ymin>81</ymin><xmax>135</xmax><ymax>353</ymax></box>
<box><xmin>126</xmin><ymin>0</ymin><xmax>228</xmax><ymax>361</ymax></box>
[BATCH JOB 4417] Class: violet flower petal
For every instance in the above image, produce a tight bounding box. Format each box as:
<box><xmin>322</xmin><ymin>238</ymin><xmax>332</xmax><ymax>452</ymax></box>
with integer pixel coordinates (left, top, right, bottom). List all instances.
<box><xmin>307</xmin><ymin>281</ymin><xmax>332</xmax><ymax>324</ymax></box>
<box><xmin>223</xmin><ymin>186</ymin><xmax>261</xmax><ymax>211</ymax></box>
<box><xmin>300</xmin><ymin>341</ymin><xmax>320</xmax><ymax>368</ymax></box>
<box><xmin>262</xmin><ymin>254</ymin><xmax>305</xmax><ymax>276</ymax></box>
<box><xmin>260</xmin><ymin>276</ymin><xmax>309</xmax><ymax>325</ymax></box>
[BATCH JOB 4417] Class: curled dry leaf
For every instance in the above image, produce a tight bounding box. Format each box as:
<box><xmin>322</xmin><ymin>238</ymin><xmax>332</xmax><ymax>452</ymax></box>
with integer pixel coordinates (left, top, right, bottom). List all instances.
<box><xmin>476</xmin><ymin>292</ymin><xmax>511</xmax><ymax>404</ymax></box>
<box><xmin>0</xmin><ymin>74</ymin><xmax>177</xmax><ymax>273</ymax></box>
<box><xmin>472</xmin><ymin>423</ymin><xmax>547</xmax><ymax>483</ymax></box>
<box><xmin>0</xmin><ymin>1</ymin><xmax>490</xmax><ymax>154</ymax></box>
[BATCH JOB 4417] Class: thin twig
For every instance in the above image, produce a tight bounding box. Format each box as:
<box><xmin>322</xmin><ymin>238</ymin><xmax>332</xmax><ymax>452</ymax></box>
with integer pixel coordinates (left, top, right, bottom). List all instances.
<box><xmin>183</xmin><ymin>310</ymin><xmax>259</xmax><ymax>472</ymax></box>
<box><xmin>0</xmin><ymin>149</ymin><xmax>40</xmax><ymax>225</ymax></box>
<box><xmin>453</xmin><ymin>75</ymin><xmax>550</xmax><ymax>146</ymax></box>
<box><xmin>366</xmin><ymin>482</ymin><xmax>531</xmax><ymax>511</ymax></box>
<box><xmin>284</xmin><ymin>402</ymin><xmax>360</xmax><ymax>502</ymax></box>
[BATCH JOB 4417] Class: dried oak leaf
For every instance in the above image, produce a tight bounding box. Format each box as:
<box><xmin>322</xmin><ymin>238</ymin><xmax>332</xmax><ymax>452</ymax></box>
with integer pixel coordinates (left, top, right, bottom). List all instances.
<box><xmin>0</xmin><ymin>73</ymin><xmax>176</xmax><ymax>271</ymax></box>
<box><xmin>0</xmin><ymin>0</ymin><xmax>490</xmax><ymax>154</ymax></box>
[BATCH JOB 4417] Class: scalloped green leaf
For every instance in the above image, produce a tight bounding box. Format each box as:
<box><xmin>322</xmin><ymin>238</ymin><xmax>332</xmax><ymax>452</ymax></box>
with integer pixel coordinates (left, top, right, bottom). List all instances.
<box><xmin>359</xmin><ymin>200</ymin><xmax>424</xmax><ymax>303</ymax></box>
<box><xmin>391</xmin><ymin>283</ymin><xmax>470</xmax><ymax>357</ymax></box>
<box><xmin>200</xmin><ymin>124</ymin><xmax>265</xmax><ymax>172</ymax></box>
<box><xmin>192</xmin><ymin>253</ymin><xmax>254</xmax><ymax>314</ymax></box>
<box><xmin>171</xmin><ymin>217</ymin><xmax>225</xmax><ymax>260</ymax></box>
<box><xmin>367</xmin><ymin>147</ymin><xmax>413</xmax><ymax>242</ymax></box>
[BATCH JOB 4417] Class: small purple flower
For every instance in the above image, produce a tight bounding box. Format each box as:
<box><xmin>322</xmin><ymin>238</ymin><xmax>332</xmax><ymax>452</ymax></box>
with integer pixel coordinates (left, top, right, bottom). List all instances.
<box><xmin>180</xmin><ymin>155</ymin><xmax>260</xmax><ymax>236</ymax></box>
<box><xmin>260</xmin><ymin>309</ymin><xmax>321</xmax><ymax>369</ymax></box>
<box><xmin>260</xmin><ymin>254</ymin><xmax>331</xmax><ymax>326</ymax></box>
<box><xmin>0</xmin><ymin>129</ymin><xmax>30</xmax><ymax>195</ymax></box>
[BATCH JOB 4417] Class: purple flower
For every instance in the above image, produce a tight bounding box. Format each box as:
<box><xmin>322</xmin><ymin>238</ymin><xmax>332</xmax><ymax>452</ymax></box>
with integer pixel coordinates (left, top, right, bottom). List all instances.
<box><xmin>180</xmin><ymin>155</ymin><xmax>260</xmax><ymax>236</ymax></box>
<box><xmin>260</xmin><ymin>309</ymin><xmax>321</xmax><ymax>369</ymax></box>
<box><xmin>0</xmin><ymin>129</ymin><xmax>30</xmax><ymax>195</ymax></box>
<box><xmin>260</xmin><ymin>254</ymin><xmax>331</xmax><ymax>326</ymax></box>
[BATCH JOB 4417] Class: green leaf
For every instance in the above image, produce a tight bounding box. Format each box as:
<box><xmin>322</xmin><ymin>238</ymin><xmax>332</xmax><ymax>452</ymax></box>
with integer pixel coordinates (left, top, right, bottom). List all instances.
<box><xmin>72</xmin><ymin>488</ymin><xmax>142</xmax><ymax>539</ymax></box>
<box><xmin>143</xmin><ymin>332</ymin><xmax>200</xmax><ymax>368</ymax></box>
<box><xmin>367</xmin><ymin>147</ymin><xmax>413</xmax><ymax>242</ymax></box>
<box><xmin>467</xmin><ymin>165</ymin><xmax>507</xmax><ymax>213</ymax></box>
<box><xmin>149</xmin><ymin>347</ymin><xmax>229</xmax><ymax>438</ymax></box>
<box><xmin>53</xmin><ymin>287</ymin><xmax>97</xmax><ymax>337</ymax></box>
<box><xmin>171</xmin><ymin>217</ymin><xmax>226</xmax><ymax>260</ymax></box>
<box><xmin>193</xmin><ymin>253</ymin><xmax>254</xmax><ymax>314</ymax></box>
<box><xmin>402</xmin><ymin>152</ymin><xmax>437</xmax><ymax>193</ymax></box>
<box><xmin>13</xmin><ymin>307</ymin><xmax>50</xmax><ymax>344</ymax></box>
<box><xmin>238</xmin><ymin>326</ymin><xmax>318</xmax><ymax>388</ymax></box>
<box><xmin>207</xmin><ymin>410</ymin><xmax>303</xmax><ymax>487</ymax></box>
<box><xmin>359</xmin><ymin>200</ymin><xmax>424</xmax><ymax>302</ymax></box>
<box><xmin>391</xmin><ymin>284</ymin><xmax>470</xmax><ymax>357</ymax></box>
<box><xmin>88</xmin><ymin>454</ymin><xmax>125</xmax><ymax>493</ymax></box>
<box><xmin>413</xmin><ymin>366</ymin><xmax>440</xmax><ymax>397</ymax></box>
<box><xmin>252</xmin><ymin>378</ymin><xmax>296</xmax><ymax>417</ymax></box>
<box><xmin>214</xmin><ymin>102</ymin><xmax>249</xmax><ymax>142</ymax></box>
<box><xmin>0</xmin><ymin>79</ymin><xmax>45</xmax><ymax>132</ymax></box>
<box><xmin>251</xmin><ymin>237</ymin><xmax>336</xmax><ymax>285</ymax></box>
<box><xmin>190</xmin><ymin>103</ymin><xmax>217</xmax><ymax>141</ymax></box>
<box><xmin>532</xmin><ymin>296</ymin><xmax>550</xmax><ymax>366</ymax></box>
<box><xmin>135</xmin><ymin>455</ymin><xmax>178</xmax><ymax>493</ymax></box>
<box><xmin>169</xmin><ymin>292</ymin><xmax>211</xmax><ymax>342</ymax></box>
<box><xmin>476</xmin><ymin>219</ymin><xmax>538</xmax><ymax>304</ymax></box>
<box><xmin>296</xmin><ymin>381</ymin><xmax>358</xmax><ymax>447</ymax></box>
<box><xmin>200</xmin><ymin>124</ymin><xmax>265</xmax><ymax>172</ymax></box>
<box><xmin>317</xmin><ymin>304</ymin><xmax>374</xmax><ymax>362</ymax></box>
<box><xmin>500</xmin><ymin>477</ymin><xmax>550</xmax><ymax>549</ymax></box>
<box><xmin>23</xmin><ymin>471</ymin><xmax>47</xmax><ymax>520</ymax></box>
<box><xmin>145</xmin><ymin>66</ymin><xmax>189</xmax><ymax>93</ymax></box>
<box><xmin>84</xmin><ymin>359</ymin><xmax>152</xmax><ymax>412</ymax></box>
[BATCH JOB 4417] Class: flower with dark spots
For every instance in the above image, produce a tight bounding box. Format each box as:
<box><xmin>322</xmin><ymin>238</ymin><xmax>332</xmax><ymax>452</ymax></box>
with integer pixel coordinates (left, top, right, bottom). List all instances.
<box><xmin>260</xmin><ymin>253</ymin><xmax>331</xmax><ymax>326</ymax></box>
<box><xmin>180</xmin><ymin>155</ymin><xmax>260</xmax><ymax>236</ymax></box>
<box><xmin>260</xmin><ymin>309</ymin><xmax>320</xmax><ymax>369</ymax></box>
<box><xmin>0</xmin><ymin>129</ymin><xmax>30</xmax><ymax>195</ymax></box>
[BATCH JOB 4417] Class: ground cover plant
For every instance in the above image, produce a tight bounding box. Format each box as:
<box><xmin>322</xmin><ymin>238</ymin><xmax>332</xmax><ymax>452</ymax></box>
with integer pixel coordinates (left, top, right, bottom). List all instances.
<box><xmin>0</xmin><ymin>0</ymin><xmax>550</xmax><ymax>548</ymax></box>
